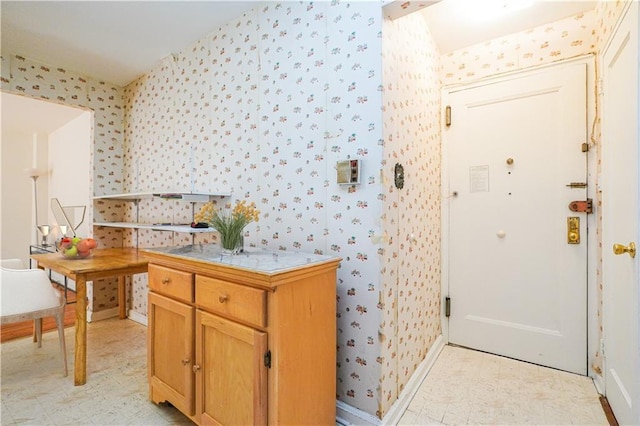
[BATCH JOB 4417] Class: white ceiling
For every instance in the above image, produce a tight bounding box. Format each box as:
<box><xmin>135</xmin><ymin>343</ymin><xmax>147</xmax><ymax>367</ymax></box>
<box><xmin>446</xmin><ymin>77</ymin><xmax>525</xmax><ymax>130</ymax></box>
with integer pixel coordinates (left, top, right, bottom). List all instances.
<box><xmin>1</xmin><ymin>1</ymin><xmax>598</xmax><ymax>88</ymax></box>
<box><xmin>1</xmin><ymin>1</ymin><xmax>261</xmax><ymax>87</ymax></box>
<box><xmin>421</xmin><ymin>0</ymin><xmax>598</xmax><ymax>53</ymax></box>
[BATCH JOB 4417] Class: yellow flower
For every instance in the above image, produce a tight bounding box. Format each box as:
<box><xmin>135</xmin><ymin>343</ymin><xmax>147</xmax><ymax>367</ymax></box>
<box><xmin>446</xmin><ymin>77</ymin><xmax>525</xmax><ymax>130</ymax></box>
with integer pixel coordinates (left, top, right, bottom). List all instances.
<box><xmin>195</xmin><ymin>200</ymin><xmax>260</xmax><ymax>251</ymax></box>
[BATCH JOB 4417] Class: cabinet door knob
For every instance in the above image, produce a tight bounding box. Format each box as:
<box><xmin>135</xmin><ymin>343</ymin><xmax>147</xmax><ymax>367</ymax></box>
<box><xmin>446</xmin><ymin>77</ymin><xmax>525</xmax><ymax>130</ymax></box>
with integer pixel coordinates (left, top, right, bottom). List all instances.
<box><xmin>192</xmin><ymin>364</ymin><xmax>201</xmax><ymax>373</ymax></box>
<box><xmin>218</xmin><ymin>295</ymin><xmax>228</xmax><ymax>303</ymax></box>
<box><xmin>161</xmin><ymin>277</ymin><xmax>170</xmax><ymax>285</ymax></box>
<box><xmin>181</xmin><ymin>358</ymin><xmax>190</xmax><ymax>366</ymax></box>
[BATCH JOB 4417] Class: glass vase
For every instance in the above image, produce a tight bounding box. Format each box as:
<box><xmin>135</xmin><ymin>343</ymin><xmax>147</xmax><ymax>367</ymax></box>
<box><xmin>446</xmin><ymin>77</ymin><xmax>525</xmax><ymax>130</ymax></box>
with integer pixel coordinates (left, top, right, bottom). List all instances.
<box><xmin>220</xmin><ymin>231</ymin><xmax>243</xmax><ymax>255</ymax></box>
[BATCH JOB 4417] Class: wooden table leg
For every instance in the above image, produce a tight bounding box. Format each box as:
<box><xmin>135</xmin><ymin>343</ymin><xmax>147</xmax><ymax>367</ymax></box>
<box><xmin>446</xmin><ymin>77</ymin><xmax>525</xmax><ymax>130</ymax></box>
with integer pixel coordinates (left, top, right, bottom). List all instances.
<box><xmin>118</xmin><ymin>276</ymin><xmax>126</xmax><ymax>319</ymax></box>
<box><xmin>33</xmin><ymin>264</ymin><xmax>45</xmax><ymax>342</ymax></box>
<box><xmin>74</xmin><ymin>276</ymin><xmax>87</xmax><ymax>386</ymax></box>
<box><xmin>33</xmin><ymin>318</ymin><xmax>42</xmax><ymax>347</ymax></box>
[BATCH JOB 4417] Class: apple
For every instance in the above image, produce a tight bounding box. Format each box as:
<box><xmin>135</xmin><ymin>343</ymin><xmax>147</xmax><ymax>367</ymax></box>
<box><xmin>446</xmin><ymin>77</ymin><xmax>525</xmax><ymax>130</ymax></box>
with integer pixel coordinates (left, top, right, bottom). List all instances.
<box><xmin>72</xmin><ymin>237</ymin><xmax>81</xmax><ymax>245</ymax></box>
<box><xmin>64</xmin><ymin>246</ymin><xmax>78</xmax><ymax>258</ymax></box>
<box><xmin>59</xmin><ymin>237</ymin><xmax>72</xmax><ymax>250</ymax></box>
<box><xmin>84</xmin><ymin>238</ymin><xmax>98</xmax><ymax>249</ymax></box>
<box><xmin>78</xmin><ymin>250</ymin><xmax>91</xmax><ymax>258</ymax></box>
<box><xmin>76</xmin><ymin>239</ymin><xmax>91</xmax><ymax>253</ymax></box>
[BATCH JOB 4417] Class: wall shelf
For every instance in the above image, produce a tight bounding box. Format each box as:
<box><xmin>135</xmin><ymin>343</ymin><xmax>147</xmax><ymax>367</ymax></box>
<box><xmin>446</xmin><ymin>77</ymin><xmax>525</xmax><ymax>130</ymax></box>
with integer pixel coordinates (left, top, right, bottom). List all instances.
<box><xmin>93</xmin><ymin>191</ymin><xmax>227</xmax><ymax>236</ymax></box>
<box><xmin>93</xmin><ymin>191</ymin><xmax>230</xmax><ymax>202</ymax></box>
<box><xmin>94</xmin><ymin>222</ymin><xmax>216</xmax><ymax>233</ymax></box>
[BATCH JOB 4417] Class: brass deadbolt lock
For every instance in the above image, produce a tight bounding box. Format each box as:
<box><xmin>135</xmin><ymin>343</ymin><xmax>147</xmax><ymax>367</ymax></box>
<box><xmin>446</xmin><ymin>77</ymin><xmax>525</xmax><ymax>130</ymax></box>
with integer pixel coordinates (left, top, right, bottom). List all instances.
<box><xmin>567</xmin><ymin>217</ymin><xmax>580</xmax><ymax>244</ymax></box>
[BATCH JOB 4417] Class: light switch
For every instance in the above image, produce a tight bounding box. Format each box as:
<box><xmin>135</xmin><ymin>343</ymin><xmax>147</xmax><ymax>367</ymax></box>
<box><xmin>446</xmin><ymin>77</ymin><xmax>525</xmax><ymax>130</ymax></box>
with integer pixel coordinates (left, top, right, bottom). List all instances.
<box><xmin>337</xmin><ymin>160</ymin><xmax>361</xmax><ymax>185</ymax></box>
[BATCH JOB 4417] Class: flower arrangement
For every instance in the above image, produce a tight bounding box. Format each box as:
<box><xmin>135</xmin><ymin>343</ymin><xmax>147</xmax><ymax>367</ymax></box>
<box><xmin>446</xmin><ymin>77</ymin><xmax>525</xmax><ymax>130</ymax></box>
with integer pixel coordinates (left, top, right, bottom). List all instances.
<box><xmin>195</xmin><ymin>200</ymin><xmax>260</xmax><ymax>253</ymax></box>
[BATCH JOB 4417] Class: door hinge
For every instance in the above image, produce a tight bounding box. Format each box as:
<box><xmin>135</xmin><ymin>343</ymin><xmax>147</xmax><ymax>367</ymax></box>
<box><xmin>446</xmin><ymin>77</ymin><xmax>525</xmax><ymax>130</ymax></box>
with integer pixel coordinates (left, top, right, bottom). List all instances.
<box><xmin>445</xmin><ymin>105</ymin><xmax>452</xmax><ymax>127</ymax></box>
<box><xmin>581</xmin><ymin>143</ymin><xmax>589</xmax><ymax>152</ymax></box>
<box><xmin>264</xmin><ymin>350</ymin><xmax>271</xmax><ymax>368</ymax></box>
<box><xmin>568</xmin><ymin>198</ymin><xmax>593</xmax><ymax>214</ymax></box>
<box><xmin>445</xmin><ymin>297</ymin><xmax>451</xmax><ymax>317</ymax></box>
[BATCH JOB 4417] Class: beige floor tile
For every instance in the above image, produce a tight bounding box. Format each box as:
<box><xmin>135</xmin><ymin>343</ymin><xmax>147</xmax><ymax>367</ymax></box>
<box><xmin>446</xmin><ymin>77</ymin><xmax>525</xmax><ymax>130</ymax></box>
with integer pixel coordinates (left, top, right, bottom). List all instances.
<box><xmin>1</xmin><ymin>318</ymin><xmax>189</xmax><ymax>426</ymax></box>
<box><xmin>398</xmin><ymin>407</ymin><xmax>421</xmax><ymax>425</ymax></box>
<box><xmin>402</xmin><ymin>345</ymin><xmax>608</xmax><ymax>426</ymax></box>
<box><xmin>419</xmin><ymin>401</ymin><xmax>447</xmax><ymax>423</ymax></box>
<box><xmin>2</xmin><ymin>321</ymin><xmax>609</xmax><ymax>426</ymax></box>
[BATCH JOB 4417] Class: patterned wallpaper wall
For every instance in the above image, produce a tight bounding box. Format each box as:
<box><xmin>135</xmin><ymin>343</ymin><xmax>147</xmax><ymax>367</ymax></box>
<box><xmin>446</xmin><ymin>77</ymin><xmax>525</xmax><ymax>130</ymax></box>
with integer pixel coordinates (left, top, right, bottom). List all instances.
<box><xmin>121</xmin><ymin>2</ymin><xmax>385</xmax><ymax>417</ymax></box>
<box><xmin>0</xmin><ymin>55</ymin><xmax>124</xmax><ymax>313</ymax></box>
<box><xmin>380</xmin><ymin>11</ymin><xmax>442</xmax><ymax>419</ymax></box>
<box><xmin>594</xmin><ymin>0</ymin><xmax>629</xmax><ymax>49</ymax></box>
<box><xmin>441</xmin><ymin>10</ymin><xmax>596</xmax><ymax>85</ymax></box>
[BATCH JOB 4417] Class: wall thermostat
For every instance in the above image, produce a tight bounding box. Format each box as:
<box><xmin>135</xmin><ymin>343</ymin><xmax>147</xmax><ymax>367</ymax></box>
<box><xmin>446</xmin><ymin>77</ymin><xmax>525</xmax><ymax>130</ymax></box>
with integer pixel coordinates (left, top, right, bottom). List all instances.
<box><xmin>337</xmin><ymin>159</ymin><xmax>361</xmax><ymax>185</ymax></box>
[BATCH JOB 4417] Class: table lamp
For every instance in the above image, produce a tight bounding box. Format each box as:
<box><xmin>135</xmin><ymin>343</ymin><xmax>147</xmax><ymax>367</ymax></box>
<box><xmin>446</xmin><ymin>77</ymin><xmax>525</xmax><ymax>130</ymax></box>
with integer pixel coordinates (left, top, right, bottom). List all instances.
<box><xmin>37</xmin><ymin>224</ymin><xmax>51</xmax><ymax>247</ymax></box>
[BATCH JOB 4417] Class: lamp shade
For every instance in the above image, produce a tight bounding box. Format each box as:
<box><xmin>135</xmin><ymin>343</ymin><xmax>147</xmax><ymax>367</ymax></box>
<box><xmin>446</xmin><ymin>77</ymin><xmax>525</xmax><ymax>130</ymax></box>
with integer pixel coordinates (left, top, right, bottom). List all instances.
<box><xmin>24</xmin><ymin>168</ymin><xmax>44</xmax><ymax>178</ymax></box>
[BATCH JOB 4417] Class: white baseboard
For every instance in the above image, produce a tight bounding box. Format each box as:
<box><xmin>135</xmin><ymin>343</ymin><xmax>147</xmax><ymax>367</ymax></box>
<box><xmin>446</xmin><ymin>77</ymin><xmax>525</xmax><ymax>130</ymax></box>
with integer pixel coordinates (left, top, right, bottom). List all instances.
<box><xmin>85</xmin><ymin>308</ymin><xmax>148</xmax><ymax>326</ymax></box>
<box><xmin>336</xmin><ymin>400</ymin><xmax>381</xmax><ymax>426</ymax></box>
<box><xmin>382</xmin><ymin>335</ymin><xmax>445</xmax><ymax>425</ymax></box>
<box><xmin>592</xmin><ymin>372</ymin><xmax>605</xmax><ymax>395</ymax></box>
<box><xmin>86</xmin><ymin>307</ymin><xmax>119</xmax><ymax>323</ymax></box>
<box><xmin>336</xmin><ymin>334</ymin><xmax>446</xmax><ymax>426</ymax></box>
<box><xmin>127</xmin><ymin>310</ymin><xmax>148</xmax><ymax>326</ymax></box>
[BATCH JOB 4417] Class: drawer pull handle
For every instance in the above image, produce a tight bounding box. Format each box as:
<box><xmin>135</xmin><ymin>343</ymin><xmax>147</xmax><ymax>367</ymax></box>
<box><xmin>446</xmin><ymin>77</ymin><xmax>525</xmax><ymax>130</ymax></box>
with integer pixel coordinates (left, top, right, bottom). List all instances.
<box><xmin>181</xmin><ymin>359</ymin><xmax>190</xmax><ymax>366</ymax></box>
<box><xmin>192</xmin><ymin>364</ymin><xmax>201</xmax><ymax>373</ymax></box>
<box><xmin>161</xmin><ymin>277</ymin><xmax>170</xmax><ymax>285</ymax></box>
<box><xmin>218</xmin><ymin>295</ymin><xmax>228</xmax><ymax>303</ymax></box>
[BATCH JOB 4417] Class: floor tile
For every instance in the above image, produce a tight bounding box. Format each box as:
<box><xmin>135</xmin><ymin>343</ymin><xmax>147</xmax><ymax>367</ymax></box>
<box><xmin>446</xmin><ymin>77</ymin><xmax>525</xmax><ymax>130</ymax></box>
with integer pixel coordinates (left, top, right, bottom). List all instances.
<box><xmin>1</xmin><ymin>321</ymin><xmax>610</xmax><ymax>426</ymax></box>
<box><xmin>1</xmin><ymin>318</ymin><xmax>189</xmax><ymax>426</ymax></box>
<box><xmin>401</xmin><ymin>345</ymin><xmax>608</xmax><ymax>426</ymax></box>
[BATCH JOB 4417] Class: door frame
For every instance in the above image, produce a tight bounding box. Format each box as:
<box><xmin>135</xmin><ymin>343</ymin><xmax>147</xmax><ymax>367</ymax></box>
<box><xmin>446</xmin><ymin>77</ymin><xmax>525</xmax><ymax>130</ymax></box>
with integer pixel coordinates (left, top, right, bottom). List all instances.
<box><xmin>600</xmin><ymin>0</ymin><xmax>640</xmax><ymax>420</ymax></box>
<box><xmin>440</xmin><ymin>55</ymin><xmax>598</xmax><ymax>377</ymax></box>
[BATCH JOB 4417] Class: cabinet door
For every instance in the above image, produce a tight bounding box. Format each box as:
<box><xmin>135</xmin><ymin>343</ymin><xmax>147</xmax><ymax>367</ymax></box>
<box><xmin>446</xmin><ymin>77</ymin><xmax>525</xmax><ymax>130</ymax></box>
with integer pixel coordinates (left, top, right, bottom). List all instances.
<box><xmin>148</xmin><ymin>292</ymin><xmax>195</xmax><ymax>416</ymax></box>
<box><xmin>195</xmin><ymin>310</ymin><xmax>268</xmax><ymax>426</ymax></box>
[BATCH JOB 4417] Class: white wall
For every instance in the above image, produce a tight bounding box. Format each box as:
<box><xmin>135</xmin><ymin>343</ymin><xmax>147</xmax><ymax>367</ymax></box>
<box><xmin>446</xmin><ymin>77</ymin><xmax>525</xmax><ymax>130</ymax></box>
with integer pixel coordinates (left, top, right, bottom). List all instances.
<box><xmin>48</xmin><ymin>112</ymin><xmax>93</xmax><ymax>240</ymax></box>
<box><xmin>1</xmin><ymin>95</ymin><xmax>90</xmax><ymax>266</ymax></box>
<box><xmin>0</xmin><ymin>129</ymin><xmax>48</xmax><ymax>265</ymax></box>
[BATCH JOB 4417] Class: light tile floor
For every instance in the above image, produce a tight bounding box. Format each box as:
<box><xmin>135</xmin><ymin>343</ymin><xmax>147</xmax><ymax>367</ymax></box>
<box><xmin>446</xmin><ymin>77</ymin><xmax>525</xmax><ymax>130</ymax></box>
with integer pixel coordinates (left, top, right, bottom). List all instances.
<box><xmin>1</xmin><ymin>319</ymin><xmax>609</xmax><ymax>425</ymax></box>
<box><xmin>398</xmin><ymin>345</ymin><xmax>609</xmax><ymax>425</ymax></box>
<box><xmin>1</xmin><ymin>318</ymin><xmax>190</xmax><ymax>425</ymax></box>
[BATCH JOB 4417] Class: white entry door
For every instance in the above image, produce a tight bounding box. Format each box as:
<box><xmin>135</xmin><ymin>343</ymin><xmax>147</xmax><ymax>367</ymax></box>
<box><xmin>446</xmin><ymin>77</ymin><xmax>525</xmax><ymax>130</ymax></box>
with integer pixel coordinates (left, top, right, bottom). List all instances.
<box><xmin>444</xmin><ymin>61</ymin><xmax>588</xmax><ymax>375</ymax></box>
<box><xmin>602</xmin><ymin>3</ymin><xmax>639</xmax><ymax>425</ymax></box>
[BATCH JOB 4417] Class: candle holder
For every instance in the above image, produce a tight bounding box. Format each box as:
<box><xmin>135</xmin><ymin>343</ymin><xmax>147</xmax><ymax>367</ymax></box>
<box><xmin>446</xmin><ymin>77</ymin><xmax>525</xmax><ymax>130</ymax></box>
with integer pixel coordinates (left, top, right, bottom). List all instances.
<box><xmin>37</xmin><ymin>225</ymin><xmax>51</xmax><ymax>247</ymax></box>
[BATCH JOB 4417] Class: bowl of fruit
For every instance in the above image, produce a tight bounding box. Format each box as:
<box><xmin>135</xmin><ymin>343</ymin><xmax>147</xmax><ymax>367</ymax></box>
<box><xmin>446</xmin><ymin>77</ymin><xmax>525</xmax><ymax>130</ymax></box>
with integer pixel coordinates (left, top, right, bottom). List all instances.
<box><xmin>57</xmin><ymin>237</ymin><xmax>98</xmax><ymax>259</ymax></box>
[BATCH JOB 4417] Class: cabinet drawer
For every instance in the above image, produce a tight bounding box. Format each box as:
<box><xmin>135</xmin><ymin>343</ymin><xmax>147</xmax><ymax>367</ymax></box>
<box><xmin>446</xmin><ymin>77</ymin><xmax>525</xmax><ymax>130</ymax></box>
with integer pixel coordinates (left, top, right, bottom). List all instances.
<box><xmin>148</xmin><ymin>264</ymin><xmax>194</xmax><ymax>303</ymax></box>
<box><xmin>196</xmin><ymin>276</ymin><xmax>266</xmax><ymax>328</ymax></box>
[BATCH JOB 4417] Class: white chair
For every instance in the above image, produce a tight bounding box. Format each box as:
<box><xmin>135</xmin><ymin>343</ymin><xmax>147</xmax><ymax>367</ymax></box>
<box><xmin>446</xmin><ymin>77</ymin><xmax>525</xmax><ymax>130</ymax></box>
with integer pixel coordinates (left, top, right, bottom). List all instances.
<box><xmin>0</xmin><ymin>258</ymin><xmax>68</xmax><ymax>376</ymax></box>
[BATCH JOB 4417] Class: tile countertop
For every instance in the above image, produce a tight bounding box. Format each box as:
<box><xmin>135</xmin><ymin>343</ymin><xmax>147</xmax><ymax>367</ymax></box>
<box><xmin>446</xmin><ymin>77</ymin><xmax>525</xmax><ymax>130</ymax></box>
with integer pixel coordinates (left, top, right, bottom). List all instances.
<box><xmin>142</xmin><ymin>244</ymin><xmax>341</xmax><ymax>275</ymax></box>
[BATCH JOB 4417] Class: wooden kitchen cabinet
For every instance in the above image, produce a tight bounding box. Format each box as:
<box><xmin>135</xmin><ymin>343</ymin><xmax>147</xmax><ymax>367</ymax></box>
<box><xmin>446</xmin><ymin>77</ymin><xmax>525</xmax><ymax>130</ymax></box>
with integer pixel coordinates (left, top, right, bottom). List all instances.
<box><xmin>144</xmin><ymin>246</ymin><xmax>341</xmax><ymax>425</ymax></box>
<box><xmin>195</xmin><ymin>310</ymin><xmax>267</xmax><ymax>425</ymax></box>
<box><xmin>148</xmin><ymin>291</ymin><xmax>195</xmax><ymax>416</ymax></box>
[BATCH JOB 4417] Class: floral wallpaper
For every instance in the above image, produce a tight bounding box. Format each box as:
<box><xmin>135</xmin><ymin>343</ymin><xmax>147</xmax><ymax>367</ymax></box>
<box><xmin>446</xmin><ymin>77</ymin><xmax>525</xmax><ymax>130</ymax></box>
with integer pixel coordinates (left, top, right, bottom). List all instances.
<box><xmin>1</xmin><ymin>54</ymin><xmax>124</xmax><ymax>314</ymax></box>
<box><xmin>594</xmin><ymin>1</ymin><xmax>630</xmax><ymax>50</ymax></box>
<box><xmin>380</xmin><ymin>11</ymin><xmax>442</xmax><ymax>419</ymax></box>
<box><xmin>441</xmin><ymin>10</ymin><xmax>596</xmax><ymax>85</ymax></box>
<box><xmin>122</xmin><ymin>1</ymin><xmax>385</xmax><ymax>417</ymax></box>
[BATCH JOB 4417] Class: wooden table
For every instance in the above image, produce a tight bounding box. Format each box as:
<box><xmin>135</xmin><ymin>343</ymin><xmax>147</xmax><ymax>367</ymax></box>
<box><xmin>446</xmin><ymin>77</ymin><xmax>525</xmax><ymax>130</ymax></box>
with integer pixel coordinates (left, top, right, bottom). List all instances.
<box><xmin>30</xmin><ymin>248</ymin><xmax>148</xmax><ymax>385</ymax></box>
